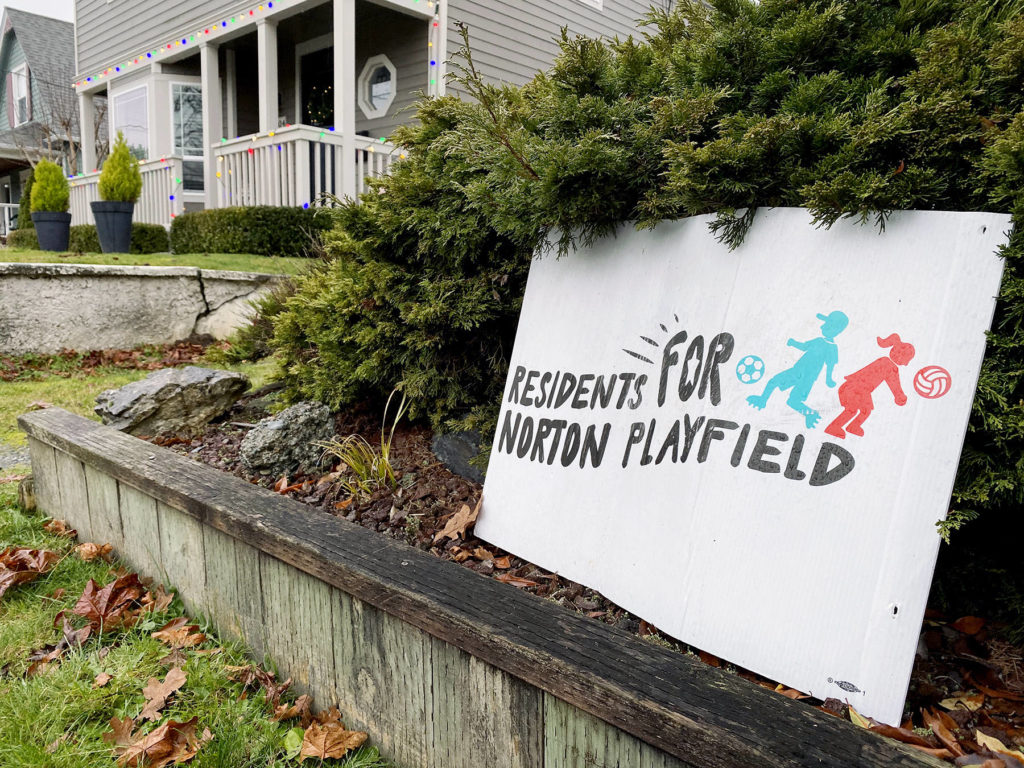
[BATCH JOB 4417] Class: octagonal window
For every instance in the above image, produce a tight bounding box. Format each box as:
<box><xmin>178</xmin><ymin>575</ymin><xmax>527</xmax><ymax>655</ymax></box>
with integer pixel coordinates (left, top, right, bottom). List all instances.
<box><xmin>358</xmin><ymin>55</ymin><xmax>397</xmax><ymax>120</ymax></box>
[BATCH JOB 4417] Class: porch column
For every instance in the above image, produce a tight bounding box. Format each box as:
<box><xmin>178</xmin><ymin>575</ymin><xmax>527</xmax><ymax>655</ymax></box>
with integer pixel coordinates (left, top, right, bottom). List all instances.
<box><xmin>201</xmin><ymin>42</ymin><xmax>223</xmax><ymax>209</ymax></box>
<box><xmin>334</xmin><ymin>0</ymin><xmax>357</xmax><ymax>199</ymax></box>
<box><xmin>78</xmin><ymin>91</ymin><xmax>96</xmax><ymax>174</ymax></box>
<box><xmin>257</xmin><ymin>19</ymin><xmax>279</xmax><ymax>132</ymax></box>
<box><xmin>225</xmin><ymin>49</ymin><xmax>238</xmax><ymax>138</ymax></box>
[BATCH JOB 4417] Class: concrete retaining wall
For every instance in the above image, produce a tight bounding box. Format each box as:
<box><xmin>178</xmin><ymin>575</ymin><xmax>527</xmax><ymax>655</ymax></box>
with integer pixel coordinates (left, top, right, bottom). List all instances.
<box><xmin>0</xmin><ymin>263</ymin><xmax>287</xmax><ymax>354</ymax></box>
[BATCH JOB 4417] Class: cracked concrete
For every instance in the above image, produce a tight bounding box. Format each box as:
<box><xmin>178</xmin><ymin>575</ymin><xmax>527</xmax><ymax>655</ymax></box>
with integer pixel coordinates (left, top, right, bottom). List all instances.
<box><xmin>0</xmin><ymin>263</ymin><xmax>286</xmax><ymax>354</ymax></box>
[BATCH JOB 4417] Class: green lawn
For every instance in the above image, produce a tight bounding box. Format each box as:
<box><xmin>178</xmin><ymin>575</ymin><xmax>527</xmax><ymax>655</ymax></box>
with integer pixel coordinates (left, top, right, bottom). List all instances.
<box><xmin>0</xmin><ymin>249</ymin><xmax>310</xmax><ymax>275</ymax></box>
<box><xmin>0</xmin><ymin>483</ymin><xmax>391</xmax><ymax>767</ymax></box>
<box><xmin>0</xmin><ymin>359</ymin><xmax>277</xmax><ymax>452</ymax></box>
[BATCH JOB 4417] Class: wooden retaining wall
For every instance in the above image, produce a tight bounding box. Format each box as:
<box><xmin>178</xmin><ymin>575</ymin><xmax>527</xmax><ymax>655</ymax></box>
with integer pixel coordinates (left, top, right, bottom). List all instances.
<box><xmin>19</xmin><ymin>408</ymin><xmax>942</xmax><ymax>768</ymax></box>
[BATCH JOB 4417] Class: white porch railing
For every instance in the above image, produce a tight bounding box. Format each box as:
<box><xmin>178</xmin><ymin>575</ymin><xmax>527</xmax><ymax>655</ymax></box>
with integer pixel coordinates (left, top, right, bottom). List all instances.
<box><xmin>69</xmin><ymin>157</ymin><xmax>185</xmax><ymax>227</ymax></box>
<box><xmin>0</xmin><ymin>203</ymin><xmax>19</xmax><ymax>236</ymax></box>
<box><xmin>213</xmin><ymin>125</ymin><xmax>397</xmax><ymax>208</ymax></box>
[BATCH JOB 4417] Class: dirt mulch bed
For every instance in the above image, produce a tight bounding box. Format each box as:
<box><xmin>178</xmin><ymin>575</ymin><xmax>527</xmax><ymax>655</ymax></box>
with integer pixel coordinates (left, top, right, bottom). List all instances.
<box><xmin>153</xmin><ymin>390</ymin><xmax>1024</xmax><ymax>766</ymax></box>
<box><xmin>1</xmin><ymin>341</ymin><xmax>209</xmax><ymax>382</ymax></box>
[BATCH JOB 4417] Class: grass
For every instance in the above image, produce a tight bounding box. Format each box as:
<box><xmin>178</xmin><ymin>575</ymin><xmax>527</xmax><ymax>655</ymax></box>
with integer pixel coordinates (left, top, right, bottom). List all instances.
<box><xmin>0</xmin><ymin>358</ymin><xmax>278</xmax><ymax>451</ymax></box>
<box><xmin>0</xmin><ymin>249</ymin><xmax>310</xmax><ymax>276</ymax></box>
<box><xmin>0</xmin><ymin>483</ymin><xmax>394</xmax><ymax>767</ymax></box>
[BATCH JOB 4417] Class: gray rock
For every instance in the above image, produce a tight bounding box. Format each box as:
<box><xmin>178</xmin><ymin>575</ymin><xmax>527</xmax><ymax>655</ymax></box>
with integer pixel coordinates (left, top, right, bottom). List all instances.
<box><xmin>431</xmin><ymin>430</ymin><xmax>485</xmax><ymax>484</ymax></box>
<box><xmin>95</xmin><ymin>366</ymin><xmax>249</xmax><ymax>435</ymax></box>
<box><xmin>0</xmin><ymin>445</ymin><xmax>30</xmax><ymax>471</ymax></box>
<box><xmin>240</xmin><ymin>401</ymin><xmax>335</xmax><ymax>476</ymax></box>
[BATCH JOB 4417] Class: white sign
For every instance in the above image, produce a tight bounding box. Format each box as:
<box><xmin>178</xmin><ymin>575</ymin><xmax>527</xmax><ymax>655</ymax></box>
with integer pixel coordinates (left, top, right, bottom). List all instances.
<box><xmin>478</xmin><ymin>208</ymin><xmax>1010</xmax><ymax>724</ymax></box>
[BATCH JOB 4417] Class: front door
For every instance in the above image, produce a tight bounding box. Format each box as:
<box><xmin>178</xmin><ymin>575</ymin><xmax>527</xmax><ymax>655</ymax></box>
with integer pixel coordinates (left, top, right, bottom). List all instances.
<box><xmin>300</xmin><ymin>48</ymin><xmax>334</xmax><ymax>128</ymax></box>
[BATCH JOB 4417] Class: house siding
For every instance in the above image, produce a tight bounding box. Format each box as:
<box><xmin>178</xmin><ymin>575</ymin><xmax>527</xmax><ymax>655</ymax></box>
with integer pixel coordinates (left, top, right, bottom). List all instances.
<box><xmin>75</xmin><ymin>0</ymin><xmax>240</xmax><ymax>75</ymax></box>
<box><xmin>444</xmin><ymin>0</ymin><xmax>656</xmax><ymax>93</ymax></box>
<box><xmin>0</xmin><ymin>32</ymin><xmax>42</xmax><ymax>132</ymax></box>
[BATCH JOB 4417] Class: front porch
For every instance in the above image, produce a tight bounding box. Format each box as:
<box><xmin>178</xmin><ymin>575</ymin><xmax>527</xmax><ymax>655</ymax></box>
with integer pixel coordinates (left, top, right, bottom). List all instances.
<box><xmin>70</xmin><ymin>0</ymin><xmax>441</xmax><ymax>227</ymax></box>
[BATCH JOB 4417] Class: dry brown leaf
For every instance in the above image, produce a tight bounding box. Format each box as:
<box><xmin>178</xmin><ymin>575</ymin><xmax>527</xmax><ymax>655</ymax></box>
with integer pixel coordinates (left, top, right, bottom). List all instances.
<box><xmin>298</xmin><ymin>721</ymin><xmax>367</xmax><ymax>763</ymax></box>
<box><xmin>433</xmin><ymin>498</ymin><xmax>482</xmax><ymax>544</ymax></box>
<box><xmin>940</xmin><ymin>692</ymin><xmax>985</xmax><ymax>712</ymax></box>
<box><xmin>450</xmin><ymin>547</ymin><xmax>471</xmax><ymax>563</ymax></box>
<box><xmin>334</xmin><ymin>497</ymin><xmax>354</xmax><ymax>511</ymax></box>
<box><xmin>472</xmin><ymin>547</ymin><xmax>494</xmax><ymax>561</ymax></box>
<box><xmin>698</xmin><ymin>650</ymin><xmax>722</xmax><ymax>668</ymax></box>
<box><xmin>152</xmin><ymin>617</ymin><xmax>206</xmax><ymax>649</ymax></box>
<box><xmin>272</xmin><ymin>693</ymin><xmax>313</xmax><ymax>723</ymax></box>
<box><xmin>140</xmin><ymin>666</ymin><xmax>187</xmax><ymax>721</ymax></box>
<box><xmin>75</xmin><ymin>542</ymin><xmax>114</xmax><ymax>562</ymax></box>
<box><xmin>922</xmin><ymin>706</ymin><xmax>965</xmax><ymax>756</ymax></box>
<box><xmin>493</xmin><ymin>555</ymin><xmax>512</xmax><ymax>570</ymax></box>
<box><xmin>976</xmin><ymin>730</ymin><xmax>1024</xmax><ymax>764</ymax></box>
<box><xmin>952</xmin><ymin>616</ymin><xmax>987</xmax><ymax>635</ymax></box>
<box><xmin>73</xmin><ymin>573</ymin><xmax>146</xmax><ymax>631</ymax></box>
<box><xmin>26</xmin><ymin>400</ymin><xmax>52</xmax><ymax>411</ymax></box>
<box><xmin>0</xmin><ymin>548</ymin><xmax>60</xmax><ymax>600</ymax></box>
<box><xmin>93</xmin><ymin>672</ymin><xmax>112</xmax><ymax>688</ymax></box>
<box><xmin>43</xmin><ymin>519</ymin><xmax>76</xmax><ymax>538</ymax></box>
<box><xmin>905</xmin><ymin>744</ymin><xmax>954</xmax><ymax>760</ymax></box>
<box><xmin>105</xmin><ymin>715</ymin><xmax>204</xmax><ymax>768</ymax></box>
<box><xmin>141</xmin><ymin>585</ymin><xmax>174</xmax><ymax>615</ymax></box>
<box><xmin>494</xmin><ymin>572</ymin><xmax>540</xmax><ymax>589</ymax></box>
<box><xmin>158</xmin><ymin>649</ymin><xmax>188</xmax><ymax>668</ymax></box>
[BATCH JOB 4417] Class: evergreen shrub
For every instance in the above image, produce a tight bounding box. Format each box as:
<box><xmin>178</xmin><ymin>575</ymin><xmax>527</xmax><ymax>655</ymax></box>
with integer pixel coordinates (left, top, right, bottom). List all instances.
<box><xmin>17</xmin><ymin>167</ymin><xmax>34</xmax><ymax>230</ymax></box>
<box><xmin>98</xmin><ymin>132</ymin><xmax>142</xmax><ymax>203</ymax></box>
<box><xmin>67</xmin><ymin>223</ymin><xmax>168</xmax><ymax>254</ymax></box>
<box><xmin>169</xmin><ymin>206</ymin><xmax>330</xmax><ymax>257</ymax></box>
<box><xmin>7</xmin><ymin>228</ymin><xmax>38</xmax><ymax>249</ymax></box>
<box><xmin>268</xmin><ymin>0</ymin><xmax>1024</xmax><ymax>625</ymax></box>
<box><xmin>29</xmin><ymin>159</ymin><xmax>69</xmax><ymax>213</ymax></box>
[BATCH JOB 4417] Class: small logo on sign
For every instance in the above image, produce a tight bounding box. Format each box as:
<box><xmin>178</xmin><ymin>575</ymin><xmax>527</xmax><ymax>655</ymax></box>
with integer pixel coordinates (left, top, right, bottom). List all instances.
<box><xmin>914</xmin><ymin>366</ymin><xmax>952</xmax><ymax>399</ymax></box>
<box><xmin>828</xmin><ymin>677</ymin><xmax>864</xmax><ymax>694</ymax></box>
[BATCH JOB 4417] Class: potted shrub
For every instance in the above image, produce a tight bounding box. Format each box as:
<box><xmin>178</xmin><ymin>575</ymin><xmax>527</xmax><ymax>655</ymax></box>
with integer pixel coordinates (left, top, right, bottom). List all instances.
<box><xmin>29</xmin><ymin>159</ymin><xmax>71</xmax><ymax>251</ymax></box>
<box><xmin>92</xmin><ymin>131</ymin><xmax>142</xmax><ymax>253</ymax></box>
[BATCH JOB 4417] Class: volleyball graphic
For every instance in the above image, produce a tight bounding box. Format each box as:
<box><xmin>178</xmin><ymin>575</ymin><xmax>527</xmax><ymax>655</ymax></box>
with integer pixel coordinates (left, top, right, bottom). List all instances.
<box><xmin>736</xmin><ymin>355</ymin><xmax>765</xmax><ymax>384</ymax></box>
<box><xmin>913</xmin><ymin>366</ymin><xmax>952</xmax><ymax>399</ymax></box>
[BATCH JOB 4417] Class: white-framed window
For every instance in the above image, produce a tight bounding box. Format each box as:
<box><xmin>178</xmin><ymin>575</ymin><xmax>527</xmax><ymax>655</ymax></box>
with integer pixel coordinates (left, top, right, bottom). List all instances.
<box><xmin>172</xmin><ymin>83</ymin><xmax>204</xmax><ymax>192</ymax></box>
<box><xmin>112</xmin><ymin>85</ymin><xmax>149</xmax><ymax>160</ymax></box>
<box><xmin>357</xmin><ymin>54</ymin><xmax>397</xmax><ymax>120</ymax></box>
<box><xmin>11</xmin><ymin>64</ymin><xmax>29</xmax><ymax>125</ymax></box>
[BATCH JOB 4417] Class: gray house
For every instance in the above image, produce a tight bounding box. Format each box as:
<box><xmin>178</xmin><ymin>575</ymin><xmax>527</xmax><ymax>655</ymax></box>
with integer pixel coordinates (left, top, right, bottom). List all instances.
<box><xmin>0</xmin><ymin>8</ymin><xmax>79</xmax><ymax>232</ymax></box>
<box><xmin>71</xmin><ymin>0</ymin><xmax>653</xmax><ymax>227</ymax></box>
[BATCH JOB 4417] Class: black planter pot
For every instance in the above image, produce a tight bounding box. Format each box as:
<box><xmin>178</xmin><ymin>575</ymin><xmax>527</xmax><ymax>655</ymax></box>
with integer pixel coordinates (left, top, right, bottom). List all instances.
<box><xmin>30</xmin><ymin>211</ymin><xmax>72</xmax><ymax>252</ymax></box>
<box><xmin>91</xmin><ymin>200</ymin><xmax>135</xmax><ymax>253</ymax></box>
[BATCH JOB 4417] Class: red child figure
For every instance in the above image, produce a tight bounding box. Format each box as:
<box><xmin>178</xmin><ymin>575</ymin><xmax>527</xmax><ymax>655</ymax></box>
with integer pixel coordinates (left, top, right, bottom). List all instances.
<box><xmin>824</xmin><ymin>334</ymin><xmax>915</xmax><ymax>439</ymax></box>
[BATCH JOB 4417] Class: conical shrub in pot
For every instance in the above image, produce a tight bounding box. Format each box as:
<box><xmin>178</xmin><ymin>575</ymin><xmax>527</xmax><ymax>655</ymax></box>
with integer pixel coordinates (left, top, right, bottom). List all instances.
<box><xmin>92</xmin><ymin>131</ymin><xmax>143</xmax><ymax>253</ymax></box>
<box><xmin>29</xmin><ymin>159</ymin><xmax>71</xmax><ymax>251</ymax></box>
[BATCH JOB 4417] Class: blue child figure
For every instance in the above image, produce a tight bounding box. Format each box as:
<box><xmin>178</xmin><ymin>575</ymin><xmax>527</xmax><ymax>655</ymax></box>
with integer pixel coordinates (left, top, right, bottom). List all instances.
<box><xmin>746</xmin><ymin>310</ymin><xmax>849</xmax><ymax>428</ymax></box>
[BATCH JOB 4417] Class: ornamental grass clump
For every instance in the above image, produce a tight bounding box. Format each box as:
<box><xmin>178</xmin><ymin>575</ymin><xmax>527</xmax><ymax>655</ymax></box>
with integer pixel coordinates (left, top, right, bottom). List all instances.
<box><xmin>98</xmin><ymin>131</ymin><xmax>143</xmax><ymax>203</ymax></box>
<box><xmin>29</xmin><ymin>159</ymin><xmax>68</xmax><ymax>213</ymax></box>
<box><xmin>267</xmin><ymin>0</ymin><xmax>1024</xmax><ymax>628</ymax></box>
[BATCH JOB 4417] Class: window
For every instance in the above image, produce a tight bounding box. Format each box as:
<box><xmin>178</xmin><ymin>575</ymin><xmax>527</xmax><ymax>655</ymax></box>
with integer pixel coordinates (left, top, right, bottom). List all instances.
<box><xmin>112</xmin><ymin>86</ymin><xmax>149</xmax><ymax>160</ymax></box>
<box><xmin>172</xmin><ymin>84</ymin><xmax>204</xmax><ymax>192</ymax></box>
<box><xmin>357</xmin><ymin>55</ymin><xmax>397</xmax><ymax>120</ymax></box>
<box><xmin>11</xmin><ymin>64</ymin><xmax>29</xmax><ymax>125</ymax></box>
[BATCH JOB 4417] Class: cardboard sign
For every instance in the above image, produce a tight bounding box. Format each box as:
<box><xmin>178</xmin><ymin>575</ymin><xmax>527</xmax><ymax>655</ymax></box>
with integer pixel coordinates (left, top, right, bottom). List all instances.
<box><xmin>477</xmin><ymin>208</ymin><xmax>1010</xmax><ymax>724</ymax></box>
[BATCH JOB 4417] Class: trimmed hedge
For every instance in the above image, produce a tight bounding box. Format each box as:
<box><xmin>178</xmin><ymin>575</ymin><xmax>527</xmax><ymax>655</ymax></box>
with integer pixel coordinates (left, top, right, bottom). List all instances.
<box><xmin>169</xmin><ymin>206</ymin><xmax>331</xmax><ymax>257</ymax></box>
<box><xmin>7</xmin><ymin>223</ymin><xmax>169</xmax><ymax>254</ymax></box>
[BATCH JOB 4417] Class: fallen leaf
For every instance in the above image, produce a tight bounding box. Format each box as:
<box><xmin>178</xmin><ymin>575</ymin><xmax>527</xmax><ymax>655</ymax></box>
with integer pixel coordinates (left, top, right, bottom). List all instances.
<box><xmin>774</xmin><ymin>685</ymin><xmax>810</xmax><ymax>701</ymax></box>
<box><xmin>104</xmin><ymin>715</ymin><xmax>204</xmax><ymax>768</ymax></box>
<box><xmin>698</xmin><ymin>650</ymin><xmax>722</xmax><ymax>668</ymax></box>
<box><xmin>94</xmin><ymin>672</ymin><xmax>112</xmax><ymax>688</ymax></box>
<box><xmin>158</xmin><ymin>649</ymin><xmax>188</xmax><ymax>668</ymax></box>
<box><xmin>976</xmin><ymin>730</ymin><xmax>1024</xmax><ymax>764</ymax></box>
<box><xmin>26</xmin><ymin>611</ymin><xmax>92</xmax><ymax>669</ymax></box>
<box><xmin>73</xmin><ymin>573</ymin><xmax>146</xmax><ymax>631</ymax></box>
<box><xmin>152</xmin><ymin>617</ymin><xmax>206</xmax><ymax>649</ymax></box>
<box><xmin>472</xmin><ymin>547</ymin><xmax>494</xmax><ymax>561</ymax></box>
<box><xmin>334</xmin><ymin>498</ymin><xmax>353</xmax><ymax>511</ymax></box>
<box><xmin>26</xmin><ymin>401</ymin><xmax>52</xmax><ymax>411</ymax></box>
<box><xmin>906</xmin><ymin>744</ymin><xmax>954</xmax><ymax>760</ymax></box>
<box><xmin>849</xmin><ymin>707</ymin><xmax>872</xmax><ymax>729</ymax></box>
<box><xmin>494</xmin><ymin>572</ymin><xmax>539</xmax><ymax>589</ymax></box>
<box><xmin>922</xmin><ymin>706</ymin><xmax>965</xmax><ymax>756</ymax></box>
<box><xmin>298</xmin><ymin>721</ymin><xmax>367</xmax><ymax>763</ymax></box>
<box><xmin>966</xmin><ymin>673</ymin><xmax>1024</xmax><ymax>702</ymax></box>
<box><xmin>493</xmin><ymin>556</ymin><xmax>512</xmax><ymax>570</ymax></box>
<box><xmin>273</xmin><ymin>694</ymin><xmax>313</xmax><ymax>724</ymax></box>
<box><xmin>940</xmin><ymin>692</ymin><xmax>985</xmax><ymax>712</ymax></box>
<box><xmin>433</xmin><ymin>498</ymin><xmax>482</xmax><ymax>544</ymax></box>
<box><xmin>0</xmin><ymin>548</ymin><xmax>60</xmax><ymax>600</ymax></box>
<box><xmin>952</xmin><ymin>616</ymin><xmax>987</xmax><ymax>635</ymax></box>
<box><xmin>140</xmin><ymin>666</ymin><xmax>187</xmax><ymax>721</ymax></box>
<box><xmin>226</xmin><ymin>664</ymin><xmax>292</xmax><ymax>707</ymax></box>
<box><xmin>75</xmin><ymin>542</ymin><xmax>114</xmax><ymax>562</ymax></box>
<box><xmin>43</xmin><ymin>519</ymin><xmax>76</xmax><ymax>538</ymax></box>
<box><xmin>141</xmin><ymin>585</ymin><xmax>174</xmax><ymax>615</ymax></box>
<box><xmin>451</xmin><ymin>547</ymin><xmax>471</xmax><ymax>563</ymax></box>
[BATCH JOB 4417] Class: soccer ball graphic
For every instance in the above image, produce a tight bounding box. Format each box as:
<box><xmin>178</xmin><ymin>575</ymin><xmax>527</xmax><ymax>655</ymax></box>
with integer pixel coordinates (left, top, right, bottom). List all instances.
<box><xmin>913</xmin><ymin>366</ymin><xmax>952</xmax><ymax>399</ymax></box>
<box><xmin>736</xmin><ymin>355</ymin><xmax>765</xmax><ymax>384</ymax></box>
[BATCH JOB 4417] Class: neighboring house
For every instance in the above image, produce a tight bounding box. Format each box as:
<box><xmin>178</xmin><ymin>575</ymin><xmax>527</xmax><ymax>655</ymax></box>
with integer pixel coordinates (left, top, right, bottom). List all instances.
<box><xmin>0</xmin><ymin>9</ymin><xmax>82</xmax><ymax>232</ymax></box>
<box><xmin>70</xmin><ymin>0</ymin><xmax>653</xmax><ymax>228</ymax></box>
